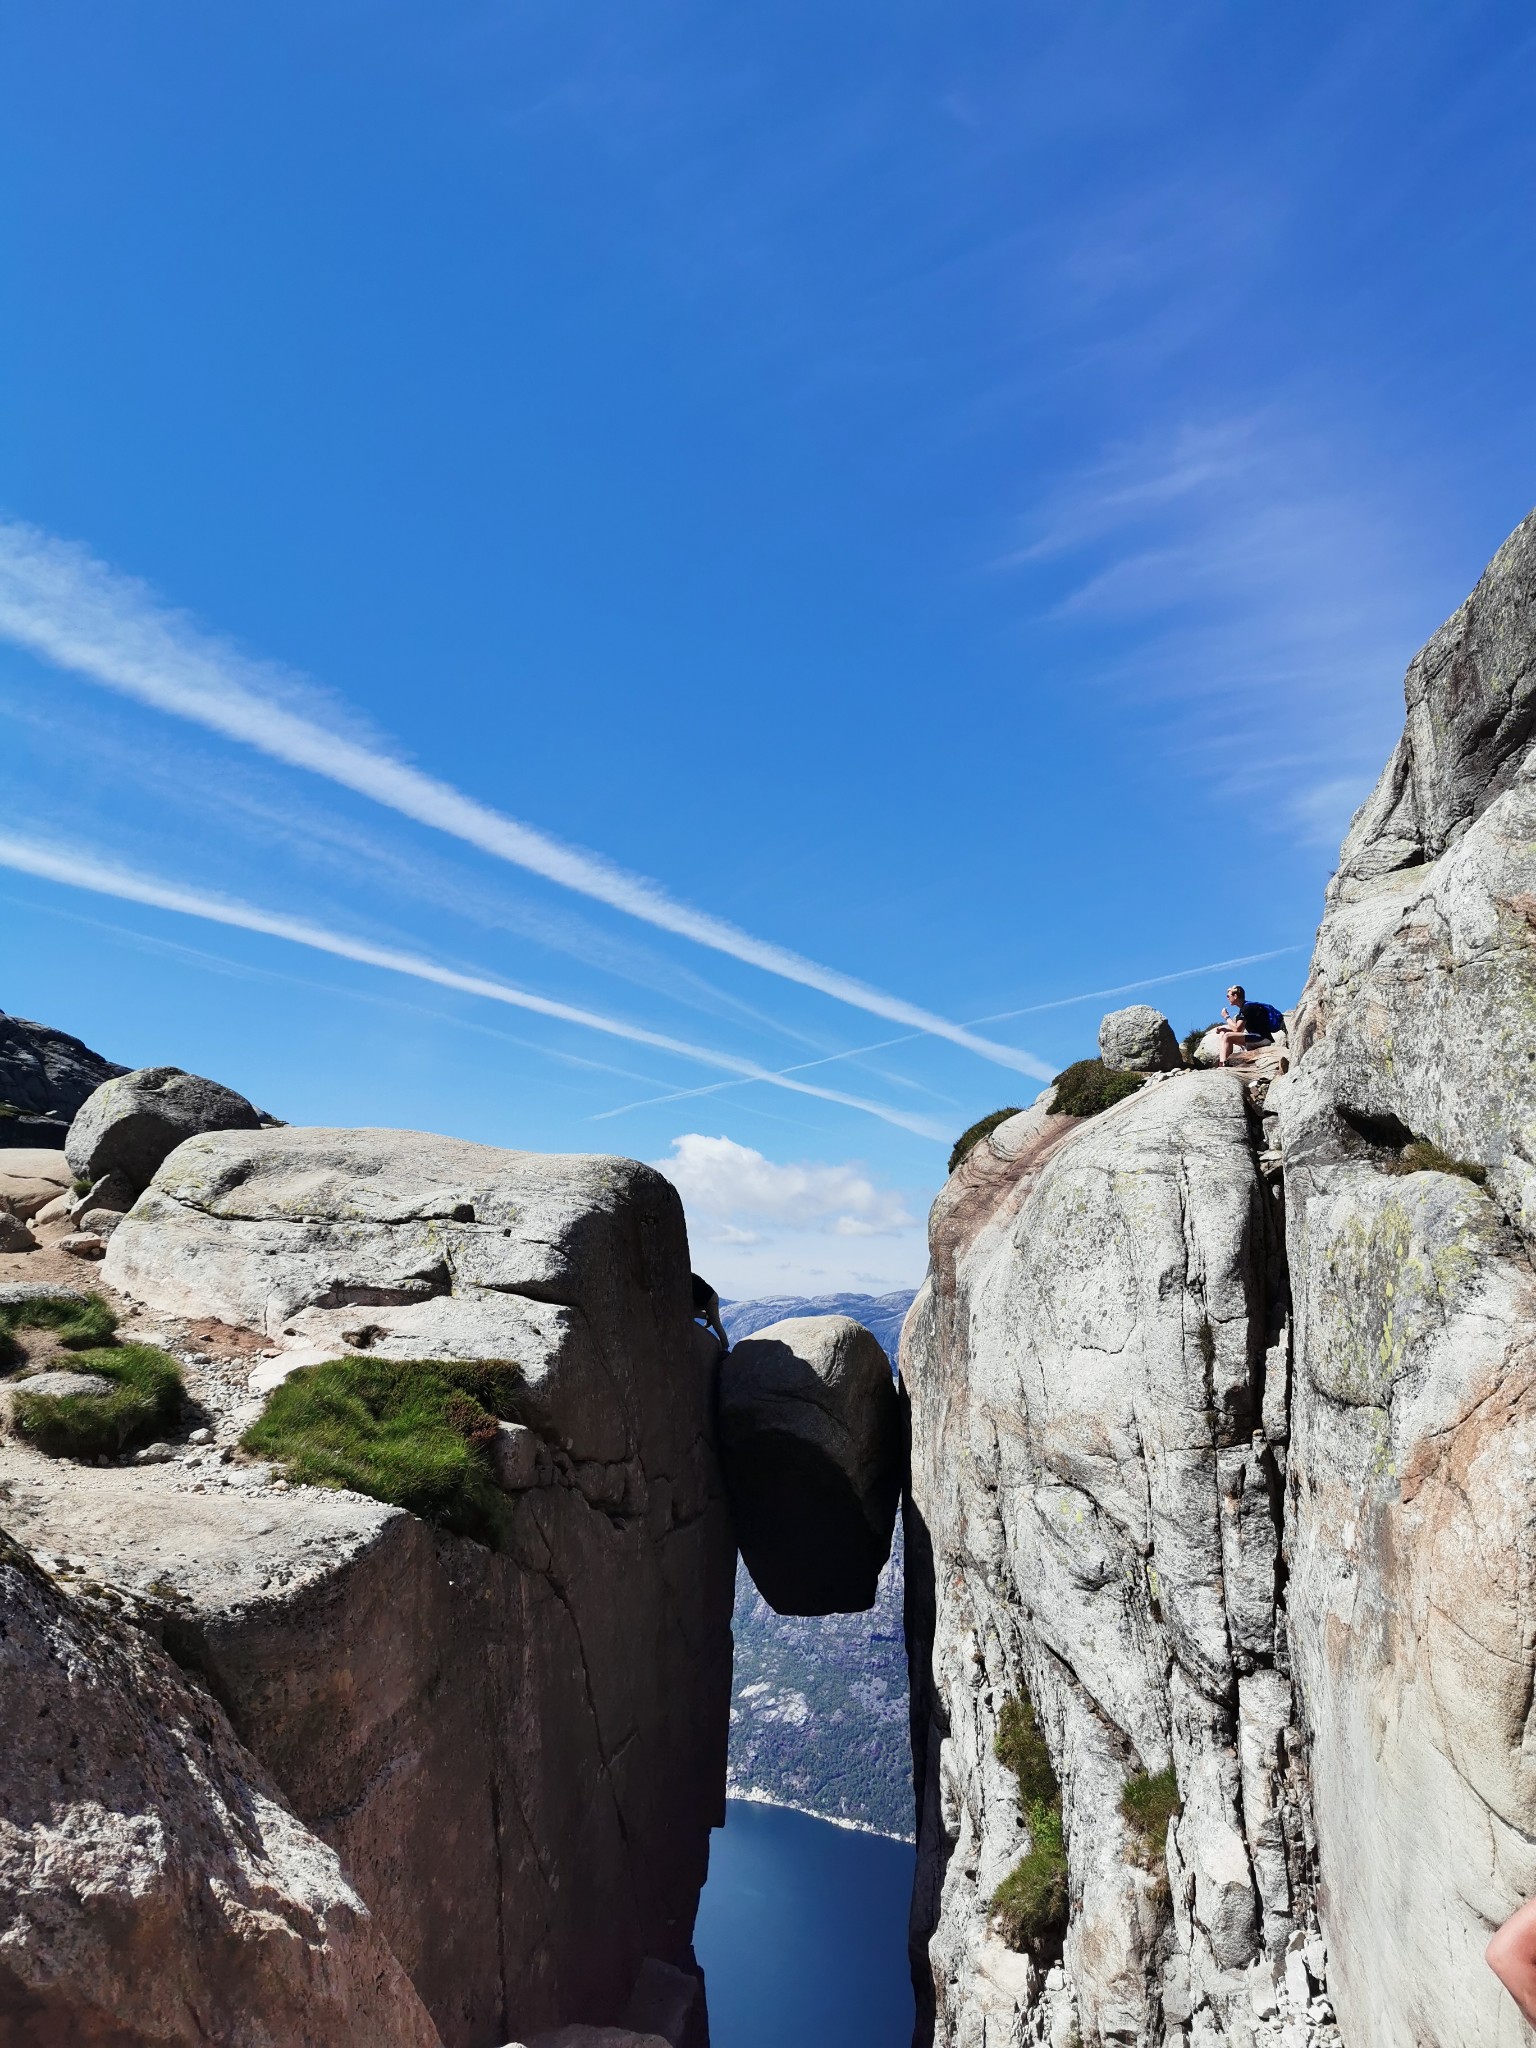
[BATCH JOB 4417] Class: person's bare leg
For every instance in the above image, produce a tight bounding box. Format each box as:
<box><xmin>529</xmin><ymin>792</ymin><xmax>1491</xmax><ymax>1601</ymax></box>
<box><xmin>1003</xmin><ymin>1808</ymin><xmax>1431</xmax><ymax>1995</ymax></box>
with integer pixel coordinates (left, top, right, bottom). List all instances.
<box><xmin>1488</xmin><ymin>1895</ymin><xmax>1536</xmax><ymax>2023</ymax></box>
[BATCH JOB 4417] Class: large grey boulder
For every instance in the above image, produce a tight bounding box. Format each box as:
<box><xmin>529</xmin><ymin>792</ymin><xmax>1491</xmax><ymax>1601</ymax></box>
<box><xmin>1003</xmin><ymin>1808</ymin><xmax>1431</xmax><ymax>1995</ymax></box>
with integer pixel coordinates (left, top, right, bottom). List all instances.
<box><xmin>66</xmin><ymin>1066</ymin><xmax>262</xmax><ymax>1194</ymax></box>
<box><xmin>69</xmin><ymin>1125</ymin><xmax>736</xmax><ymax>2045</ymax></box>
<box><xmin>904</xmin><ymin>1073</ymin><xmax>1302</xmax><ymax>2047</ymax></box>
<box><xmin>718</xmin><ymin>1313</ymin><xmax>901</xmax><ymax>1616</ymax></box>
<box><xmin>1097</xmin><ymin>1003</ymin><xmax>1181</xmax><ymax>1073</ymax></box>
<box><xmin>0</xmin><ymin>1011</ymin><xmax>126</xmax><ymax>1150</ymax></box>
<box><xmin>1274</xmin><ymin>505</ymin><xmax>1536</xmax><ymax>2048</ymax></box>
<box><xmin>0</xmin><ymin>1527</ymin><xmax>441</xmax><ymax>2047</ymax></box>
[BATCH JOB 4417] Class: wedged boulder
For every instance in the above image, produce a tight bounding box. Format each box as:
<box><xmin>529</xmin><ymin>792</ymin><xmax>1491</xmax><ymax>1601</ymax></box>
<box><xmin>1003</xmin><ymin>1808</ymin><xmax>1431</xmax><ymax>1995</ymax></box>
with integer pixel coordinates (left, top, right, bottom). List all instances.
<box><xmin>0</xmin><ymin>1012</ymin><xmax>126</xmax><ymax>1151</ymax></box>
<box><xmin>66</xmin><ymin>1067</ymin><xmax>261</xmax><ymax>1195</ymax></box>
<box><xmin>718</xmin><ymin>1313</ymin><xmax>901</xmax><ymax>1616</ymax></box>
<box><xmin>1277</xmin><ymin>505</ymin><xmax>1536</xmax><ymax>2048</ymax></box>
<box><xmin>0</xmin><ymin>1526</ymin><xmax>441</xmax><ymax>2047</ymax></box>
<box><xmin>34</xmin><ymin>1125</ymin><xmax>739</xmax><ymax>2046</ymax></box>
<box><xmin>1097</xmin><ymin>1004</ymin><xmax>1180</xmax><ymax>1073</ymax></box>
<box><xmin>0</xmin><ymin>1148</ymin><xmax>72</xmax><ymax>1218</ymax></box>
<box><xmin>904</xmin><ymin>1073</ymin><xmax>1300</xmax><ymax>2047</ymax></box>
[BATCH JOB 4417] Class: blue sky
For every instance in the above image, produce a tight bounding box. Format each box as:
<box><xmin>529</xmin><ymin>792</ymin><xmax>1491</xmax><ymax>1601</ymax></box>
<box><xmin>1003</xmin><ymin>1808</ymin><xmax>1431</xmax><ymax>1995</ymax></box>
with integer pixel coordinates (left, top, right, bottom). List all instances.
<box><xmin>2</xmin><ymin>1</ymin><xmax>1534</xmax><ymax>1293</ymax></box>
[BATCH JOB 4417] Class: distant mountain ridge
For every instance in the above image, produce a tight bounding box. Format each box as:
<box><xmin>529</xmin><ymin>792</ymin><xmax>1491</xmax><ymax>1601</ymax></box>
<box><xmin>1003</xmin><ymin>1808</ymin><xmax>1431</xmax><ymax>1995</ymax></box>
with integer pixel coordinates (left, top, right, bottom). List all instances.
<box><xmin>719</xmin><ymin>1287</ymin><xmax>917</xmax><ymax>1841</ymax></box>
<box><xmin>719</xmin><ymin>1288</ymin><xmax>916</xmax><ymax>1361</ymax></box>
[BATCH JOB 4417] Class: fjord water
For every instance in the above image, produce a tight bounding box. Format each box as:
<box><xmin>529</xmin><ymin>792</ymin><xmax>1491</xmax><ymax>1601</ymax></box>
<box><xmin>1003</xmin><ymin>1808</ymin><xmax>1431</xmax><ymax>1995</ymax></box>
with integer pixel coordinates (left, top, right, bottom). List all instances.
<box><xmin>695</xmin><ymin>1799</ymin><xmax>916</xmax><ymax>2047</ymax></box>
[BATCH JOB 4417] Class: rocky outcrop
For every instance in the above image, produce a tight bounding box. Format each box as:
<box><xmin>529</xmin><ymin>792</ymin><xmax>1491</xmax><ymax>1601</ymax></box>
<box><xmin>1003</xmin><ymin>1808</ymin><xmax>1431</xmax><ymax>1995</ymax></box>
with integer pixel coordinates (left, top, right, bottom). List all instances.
<box><xmin>66</xmin><ymin>1066</ymin><xmax>262</xmax><ymax>1194</ymax></box>
<box><xmin>1274</xmin><ymin>506</ymin><xmax>1536</xmax><ymax>2048</ymax></box>
<box><xmin>0</xmin><ymin>1148</ymin><xmax>72</xmax><ymax>1219</ymax></box>
<box><xmin>718</xmin><ymin>1313</ymin><xmax>902</xmax><ymax>1616</ymax></box>
<box><xmin>5</xmin><ymin>1127</ymin><xmax>735</xmax><ymax>2047</ymax></box>
<box><xmin>904</xmin><ymin>1078</ymin><xmax>1308</xmax><ymax>2048</ymax></box>
<box><xmin>1099</xmin><ymin>1005</ymin><xmax>1182</xmax><ymax>1074</ymax></box>
<box><xmin>0</xmin><ymin>1526</ymin><xmax>441</xmax><ymax>2047</ymax></box>
<box><xmin>0</xmin><ymin>1012</ymin><xmax>125</xmax><ymax>1150</ymax></box>
<box><xmin>904</xmin><ymin>507</ymin><xmax>1536</xmax><ymax>2048</ymax></box>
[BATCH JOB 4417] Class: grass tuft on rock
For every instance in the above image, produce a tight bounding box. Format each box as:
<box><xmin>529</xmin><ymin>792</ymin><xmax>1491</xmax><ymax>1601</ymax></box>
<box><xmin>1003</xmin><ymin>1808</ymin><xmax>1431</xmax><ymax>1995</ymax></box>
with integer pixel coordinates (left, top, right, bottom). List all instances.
<box><xmin>11</xmin><ymin>1343</ymin><xmax>183</xmax><ymax>1459</ymax></box>
<box><xmin>996</xmin><ymin>1693</ymin><xmax>1060</xmax><ymax>1807</ymax></box>
<box><xmin>1385</xmin><ymin>1137</ymin><xmax>1487</xmax><ymax>1186</ymax></box>
<box><xmin>992</xmin><ymin>1691</ymin><xmax>1068</xmax><ymax>1952</ymax></box>
<box><xmin>949</xmin><ymin>1108</ymin><xmax>1023</xmax><ymax>1177</ymax></box>
<box><xmin>1181</xmin><ymin>1023</ymin><xmax>1220</xmax><ymax>1067</ymax></box>
<box><xmin>1050</xmin><ymin>1059</ymin><xmax>1146</xmax><ymax>1120</ymax></box>
<box><xmin>0</xmin><ymin>1291</ymin><xmax>118</xmax><ymax>1368</ymax></box>
<box><xmin>241</xmin><ymin>1356</ymin><xmax>527</xmax><ymax>1548</ymax></box>
<box><xmin>1119</xmin><ymin>1766</ymin><xmax>1181</xmax><ymax>1867</ymax></box>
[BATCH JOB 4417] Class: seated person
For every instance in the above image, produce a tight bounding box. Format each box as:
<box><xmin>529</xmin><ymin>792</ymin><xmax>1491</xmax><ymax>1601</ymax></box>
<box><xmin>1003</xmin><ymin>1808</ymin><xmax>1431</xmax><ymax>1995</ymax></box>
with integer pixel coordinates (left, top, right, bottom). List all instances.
<box><xmin>1213</xmin><ymin>983</ymin><xmax>1276</xmax><ymax>1067</ymax></box>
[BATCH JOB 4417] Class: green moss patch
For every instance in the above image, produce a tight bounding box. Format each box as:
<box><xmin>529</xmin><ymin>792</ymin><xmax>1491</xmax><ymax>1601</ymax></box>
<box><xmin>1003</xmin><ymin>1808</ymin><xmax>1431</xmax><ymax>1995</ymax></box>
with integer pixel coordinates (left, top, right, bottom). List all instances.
<box><xmin>949</xmin><ymin>1108</ymin><xmax>1023</xmax><ymax>1176</ymax></box>
<box><xmin>1385</xmin><ymin>1138</ymin><xmax>1487</xmax><ymax>1185</ymax></box>
<box><xmin>1050</xmin><ymin>1059</ymin><xmax>1146</xmax><ymax>1119</ymax></box>
<box><xmin>1120</xmin><ymin>1766</ymin><xmax>1181</xmax><ymax>1866</ymax></box>
<box><xmin>11</xmin><ymin>1343</ymin><xmax>183</xmax><ymax>1459</ymax></box>
<box><xmin>992</xmin><ymin>1692</ymin><xmax>1068</xmax><ymax>1952</ymax></box>
<box><xmin>241</xmin><ymin>1356</ymin><xmax>526</xmax><ymax>1548</ymax></box>
<box><xmin>0</xmin><ymin>1291</ymin><xmax>118</xmax><ymax>1368</ymax></box>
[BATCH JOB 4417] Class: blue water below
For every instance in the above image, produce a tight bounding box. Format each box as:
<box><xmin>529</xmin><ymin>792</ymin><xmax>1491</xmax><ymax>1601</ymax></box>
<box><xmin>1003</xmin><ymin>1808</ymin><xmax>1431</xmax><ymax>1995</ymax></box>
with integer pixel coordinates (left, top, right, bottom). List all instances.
<box><xmin>694</xmin><ymin>1799</ymin><xmax>916</xmax><ymax>2048</ymax></box>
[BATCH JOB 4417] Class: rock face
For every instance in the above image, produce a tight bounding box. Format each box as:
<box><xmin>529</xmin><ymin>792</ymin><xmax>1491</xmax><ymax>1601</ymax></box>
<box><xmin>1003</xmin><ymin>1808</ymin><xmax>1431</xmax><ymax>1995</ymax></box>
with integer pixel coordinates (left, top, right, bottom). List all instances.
<box><xmin>0</xmin><ymin>1148</ymin><xmax>73</xmax><ymax>1218</ymax></box>
<box><xmin>904</xmin><ymin>1080</ymin><xmax>1304</xmax><ymax>2047</ymax></box>
<box><xmin>0</xmin><ymin>1012</ymin><xmax>126</xmax><ymax>1150</ymax></box>
<box><xmin>718</xmin><ymin>1313</ymin><xmax>902</xmax><ymax>1616</ymax></box>
<box><xmin>1098</xmin><ymin>1004</ymin><xmax>1181</xmax><ymax>1074</ymax></box>
<box><xmin>0</xmin><ymin>1527</ymin><xmax>441</xmax><ymax>2048</ymax></box>
<box><xmin>67</xmin><ymin>1126</ymin><xmax>737</xmax><ymax>2047</ymax></box>
<box><xmin>66</xmin><ymin>1066</ymin><xmax>262</xmax><ymax>1194</ymax></box>
<box><xmin>1275</xmin><ymin>505</ymin><xmax>1536</xmax><ymax>2048</ymax></box>
<box><xmin>904</xmin><ymin>508</ymin><xmax>1536</xmax><ymax>2048</ymax></box>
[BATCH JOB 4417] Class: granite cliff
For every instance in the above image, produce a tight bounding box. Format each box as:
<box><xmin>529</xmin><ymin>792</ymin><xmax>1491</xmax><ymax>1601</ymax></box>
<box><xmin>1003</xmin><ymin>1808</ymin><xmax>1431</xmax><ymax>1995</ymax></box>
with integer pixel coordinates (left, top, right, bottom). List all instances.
<box><xmin>903</xmin><ymin>507</ymin><xmax>1536</xmax><ymax>2047</ymax></box>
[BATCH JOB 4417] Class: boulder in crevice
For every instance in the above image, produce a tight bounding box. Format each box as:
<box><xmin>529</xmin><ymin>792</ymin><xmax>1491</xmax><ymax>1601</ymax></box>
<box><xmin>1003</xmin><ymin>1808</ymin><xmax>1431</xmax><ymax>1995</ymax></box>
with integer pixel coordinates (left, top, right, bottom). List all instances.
<box><xmin>718</xmin><ymin>1313</ymin><xmax>902</xmax><ymax>1616</ymax></box>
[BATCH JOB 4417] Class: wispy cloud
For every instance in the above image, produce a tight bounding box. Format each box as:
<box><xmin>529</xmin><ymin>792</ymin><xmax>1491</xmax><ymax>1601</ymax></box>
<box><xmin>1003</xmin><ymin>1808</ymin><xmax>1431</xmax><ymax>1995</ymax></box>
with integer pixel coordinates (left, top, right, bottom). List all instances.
<box><xmin>0</xmin><ymin>831</ymin><xmax>952</xmax><ymax>1140</ymax></box>
<box><xmin>0</xmin><ymin>517</ymin><xmax>1051</xmax><ymax>1080</ymax></box>
<box><xmin>1003</xmin><ymin>410</ymin><xmax>1436</xmax><ymax>811</ymax></box>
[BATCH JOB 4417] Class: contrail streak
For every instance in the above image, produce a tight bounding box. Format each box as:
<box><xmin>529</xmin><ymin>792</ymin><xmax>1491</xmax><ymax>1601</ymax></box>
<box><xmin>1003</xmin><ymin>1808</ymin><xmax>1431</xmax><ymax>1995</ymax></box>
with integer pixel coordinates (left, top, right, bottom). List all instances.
<box><xmin>590</xmin><ymin>943</ymin><xmax>1306</xmax><ymax>1122</ymax></box>
<box><xmin>0</xmin><ymin>833</ymin><xmax>952</xmax><ymax>1141</ymax></box>
<box><xmin>0</xmin><ymin>519</ymin><xmax>1053</xmax><ymax>1081</ymax></box>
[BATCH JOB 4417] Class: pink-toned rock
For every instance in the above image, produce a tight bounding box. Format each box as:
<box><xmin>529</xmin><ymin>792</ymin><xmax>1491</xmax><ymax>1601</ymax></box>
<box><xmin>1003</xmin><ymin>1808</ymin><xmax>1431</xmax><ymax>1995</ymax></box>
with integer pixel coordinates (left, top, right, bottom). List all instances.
<box><xmin>0</xmin><ymin>1149</ymin><xmax>72</xmax><ymax>1220</ymax></box>
<box><xmin>0</xmin><ymin>1527</ymin><xmax>442</xmax><ymax>2047</ymax></box>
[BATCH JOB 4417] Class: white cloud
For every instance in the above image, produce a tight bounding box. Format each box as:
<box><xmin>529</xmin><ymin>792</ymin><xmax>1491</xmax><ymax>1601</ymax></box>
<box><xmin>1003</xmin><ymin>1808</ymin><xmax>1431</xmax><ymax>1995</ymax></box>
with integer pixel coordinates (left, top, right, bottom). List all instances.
<box><xmin>652</xmin><ymin>1133</ymin><xmax>928</xmax><ymax>1297</ymax></box>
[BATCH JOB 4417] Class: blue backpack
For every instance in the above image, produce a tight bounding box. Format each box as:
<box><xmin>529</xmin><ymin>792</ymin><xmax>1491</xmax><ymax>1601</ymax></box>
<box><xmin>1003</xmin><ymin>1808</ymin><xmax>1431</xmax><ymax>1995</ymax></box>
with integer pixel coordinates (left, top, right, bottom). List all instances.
<box><xmin>1253</xmin><ymin>1002</ymin><xmax>1285</xmax><ymax>1034</ymax></box>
